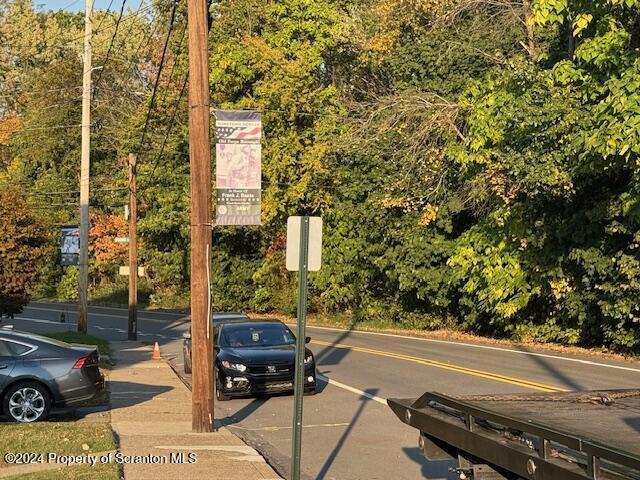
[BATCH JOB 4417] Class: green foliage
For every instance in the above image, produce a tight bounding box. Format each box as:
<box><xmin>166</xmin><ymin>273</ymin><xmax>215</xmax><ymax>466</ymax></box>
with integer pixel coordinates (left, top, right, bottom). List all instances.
<box><xmin>56</xmin><ymin>266</ymin><xmax>78</xmax><ymax>302</ymax></box>
<box><xmin>2</xmin><ymin>0</ymin><xmax>640</xmax><ymax>352</ymax></box>
<box><xmin>211</xmin><ymin>248</ymin><xmax>261</xmax><ymax>312</ymax></box>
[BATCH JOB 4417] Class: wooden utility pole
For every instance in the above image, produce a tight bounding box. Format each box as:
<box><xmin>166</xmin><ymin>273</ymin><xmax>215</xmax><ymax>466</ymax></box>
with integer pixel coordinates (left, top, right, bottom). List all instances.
<box><xmin>78</xmin><ymin>0</ymin><xmax>93</xmax><ymax>334</ymax></box>
<box><xmin>128</xmin><ymin>154</ymin><xmax>138</xmax><ymax>341</ymax></box>
<box><xmin>187</xmin><ymin>0</ymin><xmax>214</xmax><ymax>432</ymax></box>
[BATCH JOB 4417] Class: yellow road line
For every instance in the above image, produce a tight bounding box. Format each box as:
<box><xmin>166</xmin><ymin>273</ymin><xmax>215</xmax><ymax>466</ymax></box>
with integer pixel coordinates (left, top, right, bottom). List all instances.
<box><xmin>311</xmin><ymin>340</ymin><xmax>567</xmax><ymax>393</ymax></box>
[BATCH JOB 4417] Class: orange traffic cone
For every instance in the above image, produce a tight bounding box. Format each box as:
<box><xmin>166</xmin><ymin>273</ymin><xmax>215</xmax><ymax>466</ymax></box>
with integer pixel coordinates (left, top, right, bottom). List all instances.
<box><xmin>152</xmin><ymin>342</ymin><xmax>161</xmax><ymax>360</ymax></box>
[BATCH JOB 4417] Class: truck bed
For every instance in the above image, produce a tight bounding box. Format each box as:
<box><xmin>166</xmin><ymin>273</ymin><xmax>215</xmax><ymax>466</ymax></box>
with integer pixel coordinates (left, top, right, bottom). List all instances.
<box><xmin>388</xmin><ymin>390</ymin><xmax>640</xmax><ymax>480</ymax></box>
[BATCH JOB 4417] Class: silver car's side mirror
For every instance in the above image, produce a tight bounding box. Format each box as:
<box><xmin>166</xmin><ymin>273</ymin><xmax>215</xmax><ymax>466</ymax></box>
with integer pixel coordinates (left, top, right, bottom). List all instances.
<box><xmin>182</xmin><ymin>332</ymin><xmax>191</xmax><ymax>340</ymax></box>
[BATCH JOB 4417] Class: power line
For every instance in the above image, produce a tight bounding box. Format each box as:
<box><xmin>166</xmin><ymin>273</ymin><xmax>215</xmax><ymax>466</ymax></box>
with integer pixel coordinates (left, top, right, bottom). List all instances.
<box><xmin>29</xmin><ymin>201</ymin><xmax>128</xmax><ymax>210</ymax></box>
<box><xmin>5</xmin><ymin>175</ymin><xmax>119</xmax><ymax>187</ymax></box>
<box><xmin>0</xmin><ymin>123</ymin><xmax>84</xmax><ymax>134</ymax></box>
<box><xmin>161</xmin><ymin>22</ymin><xmax>188</xmax><ymax>90</ymax></box>
<box><xmin>0</xmin><ymin>0</ymin><xmax>84</xmax><ymax>45</ymax></box>
<box><xmin>139</xmin><ymin>21</ymin><xmax>188</xmax><ymax>185</ymax></box>
<box><xmin>130</xmin><ymin>9</ymin><xmax>160</xmax><ymax>60</ymax></box>
<box><xmin>143</xmin><ymin>72</ymin><xmax>188</xmax><ymax>186</ymax></box>
<box><xmin>137</xmin><ymin>0</ymin><xmax>179</xmax><ymax>153</ymax></box>
<box><xmin>0</xmin><ymin>86</ymin><xmax>83</xmax><ymax>100</ymax></box>
<box><xmin>120</xmin><ymin>0</ymin><xmax>147</xmax><ymax>42</ymax></box>
<box><xmin>93</xmin><ymin>0</ymin><xmax>116</xmax><ymax>35</ymax></box>
<box><xmin>2</xmin><ymin>2</ymin><xmax>156</xmax><ymax>60</ymax></box>
<box><xmin>94</xmin><ymin>0</ymin><xmax>128</xmax><ymax>88</ymax></box>
<box><xmin>25</xmin><ymin>187</ymin><xmax>128</xmax><ymax>196</ymax></box>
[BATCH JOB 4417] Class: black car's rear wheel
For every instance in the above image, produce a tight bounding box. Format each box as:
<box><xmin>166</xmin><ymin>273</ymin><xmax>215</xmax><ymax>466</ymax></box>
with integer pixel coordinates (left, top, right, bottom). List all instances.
<box><xmin>3</xmin><ymin>382</ymin><xmax>51</xmax><ymax>423</ymax></box>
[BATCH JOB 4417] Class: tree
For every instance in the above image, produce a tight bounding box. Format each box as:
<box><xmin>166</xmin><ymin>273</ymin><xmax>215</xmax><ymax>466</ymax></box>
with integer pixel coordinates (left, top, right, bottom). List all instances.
<box><xmin>0</xmin><ymin>188</ymin><xmax>50</xmax><ymax>316</ymax></box>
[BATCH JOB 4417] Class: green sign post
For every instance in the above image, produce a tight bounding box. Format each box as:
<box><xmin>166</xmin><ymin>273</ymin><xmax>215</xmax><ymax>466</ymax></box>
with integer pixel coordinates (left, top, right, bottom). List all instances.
<box><xmin>286</xmin><ymin>215</ymin><xmax>322</xmax><ymax>480</ymax></box>
<box><xmin>291</xmin><ymin>216</ymin><xmax>309</xmax><ymax>480</ymax></box>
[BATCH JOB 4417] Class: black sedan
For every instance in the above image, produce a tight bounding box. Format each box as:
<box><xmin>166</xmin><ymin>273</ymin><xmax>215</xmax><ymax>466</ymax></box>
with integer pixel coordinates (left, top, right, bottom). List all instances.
<box><xmin>0</xmin><ymin>327</ymin><xmax>105</xmax><ymax>422</ymax></box>
<box><xmin>214</xmin><ymin>320</ymin><xmax>317</xmax><ymax>401</ymax></box>
<box><xmin>182</xmin><ymin>312</ymin><xmax>250</xmax><ymax>374</ymax></box>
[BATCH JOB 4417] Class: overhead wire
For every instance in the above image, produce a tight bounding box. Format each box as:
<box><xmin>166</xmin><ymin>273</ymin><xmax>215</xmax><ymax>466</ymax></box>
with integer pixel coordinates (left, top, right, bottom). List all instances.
<box><xmin>130</xmin><ymin>9</ymin><xmax>161</xmax><ymax>61</ymax></box>
<box><xmin>25</xmin><ymin>187</ymin><xmax>128</xmax><ymax>196</ymax></box>
<box><xmin>143</xmin><ymin>72</ymin><xmax>188</xmax><ymax>185</ymax></box>
<box><xmin>94</xmin><ymin>0</ymin><xmax>128</xmax><ymax>89</ymax></box>
<box><xmin>1</xmin><ymin>2</ymin><xmax>160</xmax><ymax>139</ymax></box>
<box><xmin>0</xmin><ymin>2</ymin><xmax>156</xmax><ymax>61</ymax></box>
<box><xmin>141</xmin><ymin>20</ymin><xmax>189</xmax><ymax>185</ymax></box>
<box><xmin>136</xmin><ymin>0</ymin><xmax>179</xmax><ymax>154</ymax></box>
<box><xmin>93</xmin><ymin>0</ymin><xmax>116</xmax><ymax>34</ymax></box>
<box><xmin>0</xmin><ymin>0</ymin><xmax>84</xmax><ymax>45</ymax></box>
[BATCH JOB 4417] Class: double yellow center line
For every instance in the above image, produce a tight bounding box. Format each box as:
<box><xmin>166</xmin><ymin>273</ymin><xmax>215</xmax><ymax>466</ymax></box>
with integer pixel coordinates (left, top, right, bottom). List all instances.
<box><xmin>311</xmin><ymin>340</ymin><xmax>567</xmax><ymax>393</ymax></box>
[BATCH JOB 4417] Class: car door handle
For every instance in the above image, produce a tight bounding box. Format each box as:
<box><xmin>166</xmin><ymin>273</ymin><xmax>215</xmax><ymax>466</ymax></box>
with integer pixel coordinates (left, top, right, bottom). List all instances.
<box><xmin>0</xmin><ymin>364</ymin><xmax>8</xmax><ymax>369</ymax></box>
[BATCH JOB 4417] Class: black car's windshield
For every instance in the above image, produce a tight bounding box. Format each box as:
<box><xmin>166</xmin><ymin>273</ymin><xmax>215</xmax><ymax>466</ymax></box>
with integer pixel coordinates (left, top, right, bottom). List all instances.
<box><xmin>219</xmin><ymin>323</ymin><xmax>295</xmax><ymax>348</ymax></box>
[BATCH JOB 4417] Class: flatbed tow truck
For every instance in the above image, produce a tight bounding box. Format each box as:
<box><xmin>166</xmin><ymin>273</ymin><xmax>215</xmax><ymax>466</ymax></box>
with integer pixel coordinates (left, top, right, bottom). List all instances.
<box><xmin>388</xmin><ymin>390</ymin><xmax>640</xmax><ymax>480</ymax></box>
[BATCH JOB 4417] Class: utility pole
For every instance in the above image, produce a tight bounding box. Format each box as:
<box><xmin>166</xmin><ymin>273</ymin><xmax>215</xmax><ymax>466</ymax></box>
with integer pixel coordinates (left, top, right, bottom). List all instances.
<box><xmin>187</xmin><ymin>0</ymin><xmax>214</xmax><ymax>432</ymax></box>
<box><xmin>78</xmin><ymin>0</ymin><xmax>93</xmax><ymax>335</ymax></box>
<box><xmin>128</xmin><ymin>154</ymin><xmax>138</xmax><ymax>341</ymax></box>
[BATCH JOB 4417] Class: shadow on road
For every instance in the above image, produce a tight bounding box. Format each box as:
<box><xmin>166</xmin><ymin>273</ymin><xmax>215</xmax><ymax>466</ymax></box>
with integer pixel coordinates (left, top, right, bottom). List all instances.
<box><xmin>316</xmin><ymin>387</ymin><xmax>379</xmax><ymax>480</ymax></box>
<box><xmin>160</xmin><ymin>319</ymin><xmax>190</xmax><ymax>333</ymax></box>
<box><xmin>403</xmin><ymin>447</ymin><xmax>457</xmax><ymax>480</ymax></box>
<box><xmin>108</xmin><ymin>380</ymin><xmax>173</xmax><ymax>409</ymax></box>
<box><xmin>216</xmin><ymin>396</ymin><xmax>270</xmax><ymax>428</ymax></box>
<box><xmin>314</xmin><ymin>320</ymin><xmax>359</xmax><ymax>366</ymax></box>
<box><xmin>513</xmin><ymin>345</ymin><xmax>585</xmax><ymax>391</ymax></box>
<box><xmin>624</xmin><ymin>416</ymin><xmax>640</xmax><ymax>433</ymax></box>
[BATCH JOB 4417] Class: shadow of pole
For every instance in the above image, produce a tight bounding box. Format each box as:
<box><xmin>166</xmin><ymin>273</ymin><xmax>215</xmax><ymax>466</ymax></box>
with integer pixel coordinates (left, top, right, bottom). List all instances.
<box><xmin>314</xmin><ymin>318</ymin><xmax>360</xmax><ymax>366</ymax></box>
<box><xmin>513</xmin><ymin>344</ymin><xmax>585</xmax><ymax>391</ymax></box>
<box><xmin>216</xmin><ymin>396</ymin><xmax>269</xmax><ymax>428</ymax></box>
<box><xmin>315</xmin><ymin>388</ymin><xmax>379</xmax><ymax>480</ymax></box>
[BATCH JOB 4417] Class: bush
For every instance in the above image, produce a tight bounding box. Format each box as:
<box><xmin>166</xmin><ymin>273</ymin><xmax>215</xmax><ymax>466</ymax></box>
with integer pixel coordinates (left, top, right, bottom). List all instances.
<box><xmin>251</xmin><ymin>251</ymin><xmax>297</xmax><ymax>314</ymax></box>
<box><xmin>148</xmin><ymin>286</ymin><xmax>189</xmax><ymax>310</ymax></box>
<box><xmin>513</xmin><ymin>321</ymin><xmax>581</xmax><ymax>345</ymax></box>
<box><xmin>56</xmin><ymin>266</ymin><xmax>78</xmax><ymax>301</ymax></box>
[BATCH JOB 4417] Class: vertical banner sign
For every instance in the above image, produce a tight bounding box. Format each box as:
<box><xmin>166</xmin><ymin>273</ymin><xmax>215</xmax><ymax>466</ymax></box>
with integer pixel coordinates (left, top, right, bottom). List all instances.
<box><xmin>60</xmin><ymin>226</ymin><xmax>80</xmax><ymax>266</ymax></box>
<box><xmin>215</xmin><ymin>110</ymin><xmax>262</xmax><ymax>226</ymax></box>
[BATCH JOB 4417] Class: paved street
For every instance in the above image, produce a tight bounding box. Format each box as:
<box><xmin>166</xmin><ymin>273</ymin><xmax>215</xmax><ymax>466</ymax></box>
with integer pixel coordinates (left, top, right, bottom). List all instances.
<box><xmin>8</xmin><ymin>302</ymin><xmax>640</xmax><ymax>480</ymax></box>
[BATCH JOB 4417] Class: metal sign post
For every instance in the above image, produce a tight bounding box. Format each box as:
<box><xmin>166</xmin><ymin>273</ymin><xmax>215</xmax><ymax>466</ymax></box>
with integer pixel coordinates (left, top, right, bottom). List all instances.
<box><xmin>291</xmin><ymin>216</ymin><xmax>309</xmax><ymax>480</ymax></box>
<box><xmin>286</xmin><ymin>216</ymin><xmax>322</xmax><ymax>480</ymax></box>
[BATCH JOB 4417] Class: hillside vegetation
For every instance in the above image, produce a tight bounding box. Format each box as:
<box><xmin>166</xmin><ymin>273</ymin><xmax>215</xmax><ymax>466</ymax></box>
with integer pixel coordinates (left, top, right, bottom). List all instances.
<box><xmin>1</xmin><ymin>0</ymin><xmax>639</xmax><ymax>352</ymax></box>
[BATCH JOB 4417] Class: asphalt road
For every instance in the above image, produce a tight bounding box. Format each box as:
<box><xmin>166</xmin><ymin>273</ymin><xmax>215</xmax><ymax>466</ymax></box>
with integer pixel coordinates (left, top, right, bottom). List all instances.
<box><xmin>7</xmin><ymin>302</ymin><xmax>640</xmax><ymax>480</ymax></box>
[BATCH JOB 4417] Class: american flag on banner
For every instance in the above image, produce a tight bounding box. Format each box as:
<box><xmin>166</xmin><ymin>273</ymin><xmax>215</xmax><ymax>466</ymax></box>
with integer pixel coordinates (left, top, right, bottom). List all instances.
<box><xmin>216</xmin><ymin>124</ymin><xmax>262</xmax><ymax>141</ymax></box>
<box><xmin>216</xmin><ymin>110</ymin><xmax>262</xmax><ymax>143</ymax></box>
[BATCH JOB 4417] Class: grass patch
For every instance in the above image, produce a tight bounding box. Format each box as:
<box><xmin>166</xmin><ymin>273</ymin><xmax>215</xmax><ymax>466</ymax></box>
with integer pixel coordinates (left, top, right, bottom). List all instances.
<box><xmin>41</xmin><ymin>332</ymin><xmax>112</xmax><ymax>368</ymax></box>
<box><xmin>3</xmin><ymin>462</ymin><xmax>119</xmax><ymax>479</ymax></box>
<box><xmin>0</xmin><ymin>423</ymin><xmax>116</xmax><ymax>461</ymax></box>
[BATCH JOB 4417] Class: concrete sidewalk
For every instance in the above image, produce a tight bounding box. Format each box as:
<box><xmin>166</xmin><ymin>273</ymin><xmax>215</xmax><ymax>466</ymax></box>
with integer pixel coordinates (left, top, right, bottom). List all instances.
<box><xmin>108</xmin><ymin>342</ymin><xmax>281</xmax><ymax>480</ymax></box>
